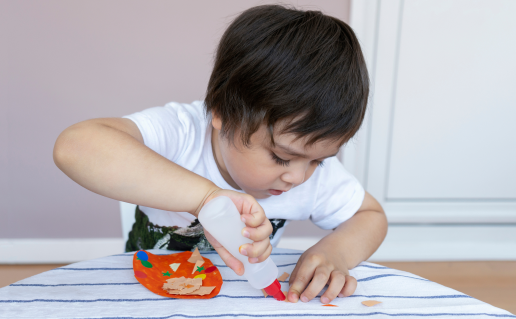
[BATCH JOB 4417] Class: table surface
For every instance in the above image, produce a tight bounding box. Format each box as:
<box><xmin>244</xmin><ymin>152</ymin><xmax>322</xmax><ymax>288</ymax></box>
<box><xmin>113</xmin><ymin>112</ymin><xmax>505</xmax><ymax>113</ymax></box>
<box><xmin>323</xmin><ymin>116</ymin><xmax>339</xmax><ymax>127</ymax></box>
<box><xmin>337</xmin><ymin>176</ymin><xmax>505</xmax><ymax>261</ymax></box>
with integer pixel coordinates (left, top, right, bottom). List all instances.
<box><xmin>1</xmin><ymin>248</ymin><xmax>514</xmax><ymax>319</ymax></box>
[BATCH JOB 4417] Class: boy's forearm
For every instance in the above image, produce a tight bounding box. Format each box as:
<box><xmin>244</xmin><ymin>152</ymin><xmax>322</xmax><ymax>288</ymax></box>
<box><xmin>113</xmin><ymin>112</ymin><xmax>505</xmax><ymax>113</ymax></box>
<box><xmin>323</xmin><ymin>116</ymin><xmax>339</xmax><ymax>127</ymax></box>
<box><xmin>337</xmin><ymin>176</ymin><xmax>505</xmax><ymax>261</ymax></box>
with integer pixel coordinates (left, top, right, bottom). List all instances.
<box><xmin>318</xmin><ymin>209</ymin><xmax>388</xmax><ymax>270</ymax></box>
<box><xmin>53</xmin><ymin>121</ymin><xmax>219</xmax><ymax>216</ymax></box>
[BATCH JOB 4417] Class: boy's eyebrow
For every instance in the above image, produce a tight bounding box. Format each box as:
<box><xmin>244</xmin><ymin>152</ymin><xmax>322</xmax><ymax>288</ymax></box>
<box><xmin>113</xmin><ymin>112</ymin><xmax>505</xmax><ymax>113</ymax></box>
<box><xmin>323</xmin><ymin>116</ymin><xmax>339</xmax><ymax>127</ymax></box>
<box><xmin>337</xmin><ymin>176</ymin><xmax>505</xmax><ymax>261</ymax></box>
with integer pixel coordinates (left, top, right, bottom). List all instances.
<box><xmin>275</xmin><ymin>143</ymin><xmax>338</xmax><ymax>159</ymax></box>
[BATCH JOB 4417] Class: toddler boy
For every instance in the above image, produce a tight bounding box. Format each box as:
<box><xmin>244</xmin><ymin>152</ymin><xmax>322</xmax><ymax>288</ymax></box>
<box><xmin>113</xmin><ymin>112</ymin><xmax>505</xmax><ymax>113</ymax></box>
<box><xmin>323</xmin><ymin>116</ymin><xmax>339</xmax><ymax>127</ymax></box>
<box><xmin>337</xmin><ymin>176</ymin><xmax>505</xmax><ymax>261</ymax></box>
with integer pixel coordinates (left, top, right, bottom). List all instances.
<box><xmin>54</xmin><ymin>5</ymin><xmax>387</xmax><ymax>304</ymax></box>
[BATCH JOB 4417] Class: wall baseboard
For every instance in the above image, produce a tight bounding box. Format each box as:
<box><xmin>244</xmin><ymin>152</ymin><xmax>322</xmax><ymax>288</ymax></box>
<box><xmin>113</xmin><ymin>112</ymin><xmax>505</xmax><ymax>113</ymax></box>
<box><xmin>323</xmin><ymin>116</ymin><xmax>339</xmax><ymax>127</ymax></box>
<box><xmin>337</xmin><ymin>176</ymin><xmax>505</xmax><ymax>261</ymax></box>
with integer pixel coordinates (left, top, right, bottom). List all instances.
<box><xmin>0</xmin><ymin>238</ymin><xmax>125</xmax><ymax>264</ymax></box>
<box><xmin>278</xmin><ymin>225</ymin><xmax>516</xmax><ymax>261</ymax></box>
<box><xmin>1</xmin><ymin>225</ymin><xmax>515</xmax><ymax>263</ymax></box>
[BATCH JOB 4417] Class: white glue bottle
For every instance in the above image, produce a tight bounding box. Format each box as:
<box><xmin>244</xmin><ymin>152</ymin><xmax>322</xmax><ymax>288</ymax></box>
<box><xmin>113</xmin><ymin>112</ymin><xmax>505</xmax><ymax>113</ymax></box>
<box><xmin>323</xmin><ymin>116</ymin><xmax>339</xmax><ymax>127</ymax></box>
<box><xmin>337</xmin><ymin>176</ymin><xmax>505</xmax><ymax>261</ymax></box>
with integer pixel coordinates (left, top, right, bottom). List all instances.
<box><xmin>198</xmin><ymin>196</ymin><xmax>285</xmax><ymax>301</ymax></box>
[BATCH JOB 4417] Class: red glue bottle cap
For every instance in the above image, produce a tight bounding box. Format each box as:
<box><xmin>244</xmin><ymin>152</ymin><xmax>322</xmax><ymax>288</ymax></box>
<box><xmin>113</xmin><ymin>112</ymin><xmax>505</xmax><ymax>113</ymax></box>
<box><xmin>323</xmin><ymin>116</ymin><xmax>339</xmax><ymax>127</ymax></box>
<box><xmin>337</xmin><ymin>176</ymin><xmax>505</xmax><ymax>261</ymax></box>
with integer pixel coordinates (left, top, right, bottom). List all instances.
<box><xmin>263</xmin><ymin>279</ymin><xmax>285</xmax><ymax>301</ymax></box>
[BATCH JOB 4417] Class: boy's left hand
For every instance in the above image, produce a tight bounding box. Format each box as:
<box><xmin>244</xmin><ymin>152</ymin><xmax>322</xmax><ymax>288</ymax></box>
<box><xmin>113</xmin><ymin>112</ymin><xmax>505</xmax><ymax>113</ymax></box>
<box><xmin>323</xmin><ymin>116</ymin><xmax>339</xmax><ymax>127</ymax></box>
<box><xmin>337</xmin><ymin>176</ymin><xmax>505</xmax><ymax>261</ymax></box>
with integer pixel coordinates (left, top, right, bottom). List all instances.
<box><xmin>287</xmin><ymin>242</ymin><xmax>357</xmax><ymax>304</ymax></box>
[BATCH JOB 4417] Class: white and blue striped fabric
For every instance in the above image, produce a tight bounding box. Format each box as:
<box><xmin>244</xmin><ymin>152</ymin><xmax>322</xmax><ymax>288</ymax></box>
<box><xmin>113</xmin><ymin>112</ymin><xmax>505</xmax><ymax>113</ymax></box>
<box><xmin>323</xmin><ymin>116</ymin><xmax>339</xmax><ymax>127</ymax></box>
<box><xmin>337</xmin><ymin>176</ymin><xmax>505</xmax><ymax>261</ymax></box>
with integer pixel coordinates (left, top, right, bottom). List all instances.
<box><xmin>1</xmin><ymin>248</ymin><xmax>514</xmax><ymax>319</ymax></box>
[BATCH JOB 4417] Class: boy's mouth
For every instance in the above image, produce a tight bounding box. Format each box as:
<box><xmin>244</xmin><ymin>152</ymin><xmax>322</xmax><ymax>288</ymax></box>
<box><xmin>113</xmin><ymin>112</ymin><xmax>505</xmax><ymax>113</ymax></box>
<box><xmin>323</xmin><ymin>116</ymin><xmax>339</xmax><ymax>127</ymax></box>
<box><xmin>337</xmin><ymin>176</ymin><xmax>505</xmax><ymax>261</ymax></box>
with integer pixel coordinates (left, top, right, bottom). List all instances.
<box><xmin>268</xmin><ymin>189</ymin><xmax>285</xmax><ymax>196</ymax></box>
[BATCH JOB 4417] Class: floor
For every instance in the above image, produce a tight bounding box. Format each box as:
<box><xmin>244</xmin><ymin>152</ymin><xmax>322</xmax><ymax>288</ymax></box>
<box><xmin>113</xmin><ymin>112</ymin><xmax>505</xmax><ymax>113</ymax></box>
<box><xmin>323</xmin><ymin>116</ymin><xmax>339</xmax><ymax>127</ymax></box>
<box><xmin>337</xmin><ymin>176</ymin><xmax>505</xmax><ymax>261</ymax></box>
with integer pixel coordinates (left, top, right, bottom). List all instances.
<box><xmin>0</xmin><ymin>262</ymin><xmax>515</xmax><ymax>314</ymax></box>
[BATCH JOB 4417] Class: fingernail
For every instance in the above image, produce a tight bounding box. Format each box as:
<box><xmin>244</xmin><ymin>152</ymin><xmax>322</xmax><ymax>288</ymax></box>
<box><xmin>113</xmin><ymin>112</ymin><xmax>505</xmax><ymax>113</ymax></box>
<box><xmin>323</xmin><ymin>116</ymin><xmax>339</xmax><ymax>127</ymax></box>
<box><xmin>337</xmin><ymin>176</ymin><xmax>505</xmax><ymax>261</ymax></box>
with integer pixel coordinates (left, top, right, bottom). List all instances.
<box><xmin>338</xmin><ymin>293</ymin><xmax>344</xmax><ymax>298</ymax></box>
<box><xmin>249</xmin><ymin>257</ymin><xmax>258</xmax><ymax>263</ymax></box>
<box><xmin>239</xmin><ymin>247</ymin><xmax>247</xmax><ymax>256</ymax></box>
<box><xmin>289</xmin><ymin>293</ymin><xmax>299</xmax><ymax>303</ymax></box>
<box><xmin>241</xmin><ymin>216</ymin><xmax>246</xmax><ymax>223</ymax></box>
<box><xmin>321</xmin><ymin>297</ymin><xmax>329</xmax><ymax>304</ymax></box>
<box><xmin>300</xmin><ymin>295</ymin><xmax>309</xmax><ymax>303</ymax></box>
<box><xmin>243</xmin><ymin>230</ymin><xmax>250</xmax><ymax>238</ymax></box>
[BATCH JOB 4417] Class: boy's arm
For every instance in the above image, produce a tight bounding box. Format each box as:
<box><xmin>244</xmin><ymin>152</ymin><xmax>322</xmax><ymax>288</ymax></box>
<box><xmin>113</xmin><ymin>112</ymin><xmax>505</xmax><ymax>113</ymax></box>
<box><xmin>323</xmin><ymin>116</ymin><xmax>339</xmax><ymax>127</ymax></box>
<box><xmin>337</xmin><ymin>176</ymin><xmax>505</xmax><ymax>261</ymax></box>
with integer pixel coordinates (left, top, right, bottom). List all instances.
<box><xmin>287</xmin><ymin>191</ymin><xmax>387</xmax><ymax>303</ymax></box>
<box><xmin>53</xmin><ymin>118</ymin><xmax>272</xmax><ymax>273</ymax></box>
<box><xmin>54</xmin><ymin>118</ymin><xmax>218</xmax><ymax>215</ymax></box>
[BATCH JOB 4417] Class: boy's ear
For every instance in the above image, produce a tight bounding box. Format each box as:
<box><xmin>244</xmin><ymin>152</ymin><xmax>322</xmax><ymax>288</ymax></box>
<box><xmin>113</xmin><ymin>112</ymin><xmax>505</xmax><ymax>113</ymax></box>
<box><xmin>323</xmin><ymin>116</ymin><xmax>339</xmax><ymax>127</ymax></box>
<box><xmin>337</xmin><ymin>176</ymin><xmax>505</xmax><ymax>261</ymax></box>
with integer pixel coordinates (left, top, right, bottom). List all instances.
<box><xmin>211</xmin><ymin>111</ymin><xmax>222</xmax><ymax>130</ymax></box>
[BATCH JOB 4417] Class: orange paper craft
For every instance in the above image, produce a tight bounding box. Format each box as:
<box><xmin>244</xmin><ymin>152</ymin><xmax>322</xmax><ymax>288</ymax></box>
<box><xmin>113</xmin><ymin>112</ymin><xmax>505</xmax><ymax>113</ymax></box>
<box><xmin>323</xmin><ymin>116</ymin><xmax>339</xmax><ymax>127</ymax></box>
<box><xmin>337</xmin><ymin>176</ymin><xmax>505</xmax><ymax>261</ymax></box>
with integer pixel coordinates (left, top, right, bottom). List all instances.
<box><xmin>362</xmin><ymin>300</ymin><xmax>382</xmax><ymax>307</ymax></box>
<box><xmin>133</xmin><ymin>250</ymin><xmax>222</xmax><ymax>299</ymax></box>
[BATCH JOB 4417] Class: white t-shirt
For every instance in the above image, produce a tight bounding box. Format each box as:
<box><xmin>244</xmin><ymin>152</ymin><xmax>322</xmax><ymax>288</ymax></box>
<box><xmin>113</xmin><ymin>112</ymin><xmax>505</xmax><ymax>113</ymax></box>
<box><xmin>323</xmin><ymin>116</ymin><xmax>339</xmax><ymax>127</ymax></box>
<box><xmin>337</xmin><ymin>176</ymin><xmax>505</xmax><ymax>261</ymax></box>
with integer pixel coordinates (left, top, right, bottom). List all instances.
<box><xmin>123</xmin><ymin>101</ymin><xmax>365</xmax><ymax>246</ymax></box>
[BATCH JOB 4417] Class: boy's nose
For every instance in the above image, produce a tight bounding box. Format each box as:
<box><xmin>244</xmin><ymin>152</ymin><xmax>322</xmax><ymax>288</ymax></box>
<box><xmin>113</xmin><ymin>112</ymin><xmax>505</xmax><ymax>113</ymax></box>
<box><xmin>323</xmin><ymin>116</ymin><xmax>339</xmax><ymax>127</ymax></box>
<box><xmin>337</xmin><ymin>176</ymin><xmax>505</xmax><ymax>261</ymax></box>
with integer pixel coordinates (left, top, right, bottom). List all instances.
<box><xmin>281</xmin><ymin>167</ymin><xmax>306</xmax><ymax>186</ymax></box>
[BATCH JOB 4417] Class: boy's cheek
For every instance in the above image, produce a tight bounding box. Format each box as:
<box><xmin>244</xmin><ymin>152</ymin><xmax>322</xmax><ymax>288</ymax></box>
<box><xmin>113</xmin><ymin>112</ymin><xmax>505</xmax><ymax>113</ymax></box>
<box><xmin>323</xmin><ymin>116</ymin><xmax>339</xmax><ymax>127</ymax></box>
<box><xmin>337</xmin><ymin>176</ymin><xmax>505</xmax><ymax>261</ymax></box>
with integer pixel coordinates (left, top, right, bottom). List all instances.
<box><xmin>234</xmin><ymin>172</ymin><xmax>277</xmax><ymax>194</ymax></box>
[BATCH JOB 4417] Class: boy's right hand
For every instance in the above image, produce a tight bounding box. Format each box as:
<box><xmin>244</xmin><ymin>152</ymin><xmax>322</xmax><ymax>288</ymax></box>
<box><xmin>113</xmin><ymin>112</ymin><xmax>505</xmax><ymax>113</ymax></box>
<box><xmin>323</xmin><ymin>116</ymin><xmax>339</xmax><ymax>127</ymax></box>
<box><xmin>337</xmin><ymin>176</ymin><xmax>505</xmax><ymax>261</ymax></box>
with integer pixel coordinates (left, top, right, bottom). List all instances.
<box><xmin>200</xmin><ymin>189</ymin><xmax>273</xmax><ymax>276</ymax></box>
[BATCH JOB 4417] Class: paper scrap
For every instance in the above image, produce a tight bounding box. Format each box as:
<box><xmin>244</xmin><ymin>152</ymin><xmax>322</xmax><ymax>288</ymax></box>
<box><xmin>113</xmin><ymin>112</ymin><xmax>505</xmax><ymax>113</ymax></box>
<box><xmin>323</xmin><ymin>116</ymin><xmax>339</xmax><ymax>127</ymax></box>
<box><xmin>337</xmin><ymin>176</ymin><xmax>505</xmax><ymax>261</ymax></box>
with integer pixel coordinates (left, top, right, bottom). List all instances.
<box><xmin>169</xmin><ymin>263</ymin><xmax>180</xmax><ymax>272</ymax></box>
<box><xmin>163</xmin><ymin>277</ymin><xmax>202</xmax><ymax>295</ymax></box>
<box><xmin>192</xmin><ymin>259</ymin><xmax>205</xmax><ymax>274</ymax></box>
<box><xmin>323</xmin><ymin>304</ymin><xmax>338</xmax><ymax>307</ymax></box>
<box><xmin>187</xmin><ymin>286</ymin><xmax>216</xmax><ymax>296</ymax></box>
<box><xmin>163</xmin><ymin>277</ymin><xmax>187</xmax><ymax>290</ymax></box>
<box><xmin>278</xmin><ymin>272</ymin><xmax>289</xmax><ymax>282</ymax></box>
<box><xmin>261</xmin><ymin>289</ymin><xmax>268</xmax><ymax>298</ymax></box>
<box><xmin>188</xmin><ymin>247</ymin><xmax>204</xmax><ymax>263</ymax></box>
<box><xmin>162</xmin><ymin>271</ymin><xmax>171</xmax><ymax>277</ymax></box>
<box><xmin>162</xmin><ymin>276</ymin><xmax>214</xmax><ymax>296</ymax></box>
<box><xmin>283</xmin><ymin>291</ymin><xmax>289</xmax><ymax>302</ymax></box>
<box><xmin>362</xmin><ymin>300</ymin><xmax>382</xmax><ymax>307</ymax></box>
<box><xmin>194</xmin><ymin>274</ymin><xmax>206</xmax><ymax>280</ymax></box>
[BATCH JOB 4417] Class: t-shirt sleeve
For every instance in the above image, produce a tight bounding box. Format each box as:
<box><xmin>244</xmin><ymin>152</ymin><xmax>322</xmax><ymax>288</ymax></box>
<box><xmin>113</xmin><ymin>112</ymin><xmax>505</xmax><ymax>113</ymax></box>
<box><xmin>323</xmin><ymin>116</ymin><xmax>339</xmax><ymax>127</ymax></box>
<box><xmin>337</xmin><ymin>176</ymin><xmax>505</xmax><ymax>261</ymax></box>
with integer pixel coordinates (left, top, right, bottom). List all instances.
<box><xmin>122</xmin><ymin>101</ymin><xmax>206</xmax><ymax>163</ymax></box>
<box><xmin>310</xmin><ymin>157</ymin><xmax>365</xmax><ymax>230</ymax></box>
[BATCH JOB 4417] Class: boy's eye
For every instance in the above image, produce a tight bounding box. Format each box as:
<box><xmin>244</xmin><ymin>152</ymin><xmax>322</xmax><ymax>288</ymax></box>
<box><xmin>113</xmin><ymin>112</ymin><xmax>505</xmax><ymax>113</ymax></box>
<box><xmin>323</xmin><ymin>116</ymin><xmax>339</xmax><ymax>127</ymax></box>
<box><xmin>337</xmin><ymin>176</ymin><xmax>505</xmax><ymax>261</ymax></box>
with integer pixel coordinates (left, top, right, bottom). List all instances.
<box><xmin>314</xmin><ymin>160</ymin><xmax>325</xmax><ymax>167</ymax></box>
<box><xmin>271</xmin><ymin>152</ymin><xmax>290</xmax><ymax>167</ymax></box>
<box><xmin>271</xmin><ymin>152</ymin><xmax>325</xmax><ymax>168</ymax></box>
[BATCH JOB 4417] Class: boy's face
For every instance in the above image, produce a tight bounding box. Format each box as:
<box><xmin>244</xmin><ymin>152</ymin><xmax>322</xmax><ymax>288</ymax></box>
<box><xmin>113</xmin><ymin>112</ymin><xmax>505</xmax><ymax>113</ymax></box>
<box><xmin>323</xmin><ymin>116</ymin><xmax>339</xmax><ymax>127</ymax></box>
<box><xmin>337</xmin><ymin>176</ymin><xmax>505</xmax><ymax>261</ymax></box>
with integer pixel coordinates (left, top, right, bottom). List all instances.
<box><xmin>212</xmin><ymin>116</ymin><xmax>341</xmax><ymax>199</ymax></box>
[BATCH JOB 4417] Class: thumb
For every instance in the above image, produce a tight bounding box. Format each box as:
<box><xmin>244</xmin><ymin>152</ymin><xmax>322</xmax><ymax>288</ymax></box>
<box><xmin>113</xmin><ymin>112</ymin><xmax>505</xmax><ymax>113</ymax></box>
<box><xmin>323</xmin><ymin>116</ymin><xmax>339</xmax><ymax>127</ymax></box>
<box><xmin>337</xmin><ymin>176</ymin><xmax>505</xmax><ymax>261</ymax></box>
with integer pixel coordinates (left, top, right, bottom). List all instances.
<box><xmin>204</xmin><ymin>229</ymin><xmax>245</xmax><ymax>276</ymax></box>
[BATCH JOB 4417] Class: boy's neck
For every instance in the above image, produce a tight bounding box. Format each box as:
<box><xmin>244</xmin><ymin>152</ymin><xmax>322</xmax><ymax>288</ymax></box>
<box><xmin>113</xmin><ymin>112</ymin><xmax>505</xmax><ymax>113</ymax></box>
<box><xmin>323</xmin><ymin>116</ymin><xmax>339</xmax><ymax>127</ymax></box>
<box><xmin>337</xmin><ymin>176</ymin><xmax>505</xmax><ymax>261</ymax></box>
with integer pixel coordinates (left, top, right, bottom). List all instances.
<box><xmin>211</xmin><ymin>126</ymin><xmax>241</xmax><ymax>190</ymax></box>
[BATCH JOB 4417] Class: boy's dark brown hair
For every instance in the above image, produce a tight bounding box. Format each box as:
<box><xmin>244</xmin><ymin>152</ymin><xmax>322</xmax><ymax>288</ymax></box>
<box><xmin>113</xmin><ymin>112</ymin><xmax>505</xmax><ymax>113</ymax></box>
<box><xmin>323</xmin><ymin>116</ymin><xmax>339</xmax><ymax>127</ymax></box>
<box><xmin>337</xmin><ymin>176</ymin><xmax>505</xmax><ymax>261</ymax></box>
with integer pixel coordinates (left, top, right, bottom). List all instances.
<box><xmin>205</xmin><ymin>5</ymin><xmax>369</xmax><ymax>147</ymax></box>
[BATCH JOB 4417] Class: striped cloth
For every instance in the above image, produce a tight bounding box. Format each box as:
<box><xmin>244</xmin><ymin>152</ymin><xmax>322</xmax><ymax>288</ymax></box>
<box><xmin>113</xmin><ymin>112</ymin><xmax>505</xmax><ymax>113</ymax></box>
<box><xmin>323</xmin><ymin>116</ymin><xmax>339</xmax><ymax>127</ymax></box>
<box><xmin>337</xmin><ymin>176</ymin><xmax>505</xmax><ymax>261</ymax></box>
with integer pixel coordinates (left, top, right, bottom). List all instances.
<box><xmin>1</xmin><ymin>248</ymin><xmax>514</xmax><ymax>319</ymax></box>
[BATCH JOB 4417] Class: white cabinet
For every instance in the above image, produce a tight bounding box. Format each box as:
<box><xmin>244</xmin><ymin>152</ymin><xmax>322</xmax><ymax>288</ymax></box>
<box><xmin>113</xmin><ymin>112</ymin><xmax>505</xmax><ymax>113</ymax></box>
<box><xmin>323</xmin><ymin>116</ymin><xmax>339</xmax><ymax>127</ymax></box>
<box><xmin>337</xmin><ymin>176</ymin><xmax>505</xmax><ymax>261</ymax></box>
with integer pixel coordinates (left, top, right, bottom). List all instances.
<box><xmin>337</xmin><ymin>0</ymin><xmax>516</xmax><ymax>260</ymax></box>
<box><xmin>345</xmin><ymin>0</ymin><xmax>516</xmax><ymax>224</ymax></box>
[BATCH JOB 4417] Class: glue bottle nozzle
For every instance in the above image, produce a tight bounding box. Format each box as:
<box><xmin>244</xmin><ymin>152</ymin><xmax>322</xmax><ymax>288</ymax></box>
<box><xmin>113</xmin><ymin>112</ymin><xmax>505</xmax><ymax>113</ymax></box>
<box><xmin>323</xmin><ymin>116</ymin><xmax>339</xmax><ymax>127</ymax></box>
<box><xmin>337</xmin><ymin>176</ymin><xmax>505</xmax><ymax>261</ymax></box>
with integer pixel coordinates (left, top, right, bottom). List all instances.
<box><xmin>263</xmin><ymin>279</ymin><xmax>285</xmax><ymax>301</ymax></box>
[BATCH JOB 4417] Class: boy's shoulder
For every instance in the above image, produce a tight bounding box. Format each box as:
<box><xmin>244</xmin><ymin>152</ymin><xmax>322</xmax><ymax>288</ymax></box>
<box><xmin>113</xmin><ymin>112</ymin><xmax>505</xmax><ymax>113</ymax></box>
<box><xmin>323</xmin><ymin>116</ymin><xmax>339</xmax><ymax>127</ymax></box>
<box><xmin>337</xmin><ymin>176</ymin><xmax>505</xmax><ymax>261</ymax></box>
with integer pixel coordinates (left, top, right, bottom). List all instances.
<box><xmin>123</xmin><ymin>101</ymin><xmax>209</xmax><ymax>164</ymax></box>
<box><xmin>161</xmin><ymin>100</ymin><xmax>207</xmax><ymax>125</ymax></box>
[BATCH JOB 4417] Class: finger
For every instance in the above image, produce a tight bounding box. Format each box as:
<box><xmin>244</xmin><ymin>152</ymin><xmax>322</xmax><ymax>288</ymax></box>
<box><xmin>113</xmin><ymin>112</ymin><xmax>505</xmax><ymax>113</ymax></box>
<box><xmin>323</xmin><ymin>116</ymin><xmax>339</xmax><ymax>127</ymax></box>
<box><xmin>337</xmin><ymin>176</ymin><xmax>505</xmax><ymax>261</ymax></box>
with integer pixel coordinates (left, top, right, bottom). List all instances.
<box><xmin>288</xmin><ymin>260</ymin><xmax>301</xmax><ymax>286</ymax></box>
<box><xmin>242</xmin><ymin>221</ymin><xmax>273</xmax><ymax>242</ymax></box>
<box><xmin>204</xmin><ymin>230</ymin><xmax>244</xmax><ymax>276</ymax></box>
<box><xmin>214</xmin><ymin>192</ymin><xmax>264</xmax><ymax>228</ymax></box>
<box><xmin>299</xmin><ymin>266</ymin><xmax>331</xmax><ymax>302</ymax></box>
<box><xmin>240</xmin><ymin>209</ymin><xmax>267</xmax><ymax>228</ymax></box>
<box><xmin>214</xmin><ymin>246</ymin><xmax>245</xmax><ymax>276</ymax></box>
<box><xmin>241</xmin><ymin>240</ymin><xmax>272</xmax><ymax>263</ymax></box>
<box><xmin>239</xmin><ymin>196</ymin><xmax>267</xmax><ymax>228</ymax></box>
<box><xmin>287</xmin><ymin>260</ymin><xmax>317</xmax><ymax>303</ymax></box>
<box><xmin>338</xmin><ymin>275</ymin><xmax>357</xmax><ymax>297</ymax></box>
<box><xmin>320</xmin><ymin>270</ymin><xmax>346</xmax><ymax>304</ymax></box>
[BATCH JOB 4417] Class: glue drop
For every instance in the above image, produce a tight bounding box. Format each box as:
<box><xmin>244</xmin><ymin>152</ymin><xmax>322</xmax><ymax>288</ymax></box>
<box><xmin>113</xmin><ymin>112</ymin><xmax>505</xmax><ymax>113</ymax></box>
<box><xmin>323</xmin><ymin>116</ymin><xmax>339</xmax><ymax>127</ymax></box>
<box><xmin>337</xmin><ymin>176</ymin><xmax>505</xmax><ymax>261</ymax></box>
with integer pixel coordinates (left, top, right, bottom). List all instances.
<box><xmin>198</xmin><ymin>196</ymin><xmax>286</xmax><ymax>301</ymax></box>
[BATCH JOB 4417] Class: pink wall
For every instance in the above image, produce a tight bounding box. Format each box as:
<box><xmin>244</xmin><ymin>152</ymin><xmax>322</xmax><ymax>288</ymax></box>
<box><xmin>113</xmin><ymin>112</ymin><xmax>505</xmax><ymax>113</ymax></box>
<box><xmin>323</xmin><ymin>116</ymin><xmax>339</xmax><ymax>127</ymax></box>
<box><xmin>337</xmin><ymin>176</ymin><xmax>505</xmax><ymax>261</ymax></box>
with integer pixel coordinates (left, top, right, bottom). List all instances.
<box><xmin>0</xmin><ymin>0</ymin><xmax>350</xmax><ymax>238</ymax></box>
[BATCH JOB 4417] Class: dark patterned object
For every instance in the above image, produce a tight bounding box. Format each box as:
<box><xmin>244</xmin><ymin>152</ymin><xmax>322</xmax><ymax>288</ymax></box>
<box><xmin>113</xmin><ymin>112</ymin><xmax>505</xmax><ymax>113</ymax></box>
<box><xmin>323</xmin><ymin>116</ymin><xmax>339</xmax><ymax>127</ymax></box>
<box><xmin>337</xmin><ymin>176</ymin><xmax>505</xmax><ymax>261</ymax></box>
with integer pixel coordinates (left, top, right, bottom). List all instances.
<box><xmin>269</xmin><ymin>219</ymin><xmax>286</xmax><ymax>240</ymax></box>
<box><xmin>126</xmin><ymin>206</ymin><xmax>286</xmax><ymax>252</ymax></box>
